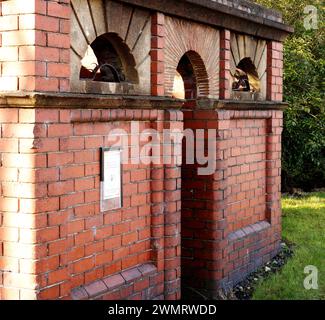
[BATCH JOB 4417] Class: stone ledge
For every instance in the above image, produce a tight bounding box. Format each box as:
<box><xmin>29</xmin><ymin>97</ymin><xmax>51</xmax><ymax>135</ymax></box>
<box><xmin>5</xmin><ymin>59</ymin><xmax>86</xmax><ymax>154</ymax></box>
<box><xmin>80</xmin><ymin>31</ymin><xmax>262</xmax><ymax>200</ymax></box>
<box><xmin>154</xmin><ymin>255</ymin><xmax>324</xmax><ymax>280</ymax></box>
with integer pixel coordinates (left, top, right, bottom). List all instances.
<box><xmin>196</xmin><ymin>98</ymin><xmax>288</xmax><ymax>110</ymax></box>
<box><xmin>0</xmin><ymin>93</ymin><xmax>288</xmax><ymax>111</ymax></box>
<box><xmin>0</xmin><ymin>92</ymin><xmax>183</xmax><ymax>109</ymax></box>
<box><xmin>217</xmin><ymin>100</ymin><xmax>288</xmax><ymax>111</ymax></box>
<box><xmin>228</xmin><ymin>220</ymin><xmax>271</xmax><ymax>242</ymax></box>
<box><xmin>71</xmin><ymin>263</ymin><xmax>158</xmax><ymax>300</ymax></box>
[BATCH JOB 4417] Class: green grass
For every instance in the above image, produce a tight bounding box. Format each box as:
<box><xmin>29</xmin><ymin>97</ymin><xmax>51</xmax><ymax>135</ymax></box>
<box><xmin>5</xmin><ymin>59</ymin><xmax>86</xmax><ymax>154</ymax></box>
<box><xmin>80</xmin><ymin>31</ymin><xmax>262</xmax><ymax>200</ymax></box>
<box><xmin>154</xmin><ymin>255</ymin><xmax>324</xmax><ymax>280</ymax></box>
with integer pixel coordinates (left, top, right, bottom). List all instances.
<box><xmin>252</xmin><ymin>192</ymin><xmax>325</xmax><ymax>300</ymax></box>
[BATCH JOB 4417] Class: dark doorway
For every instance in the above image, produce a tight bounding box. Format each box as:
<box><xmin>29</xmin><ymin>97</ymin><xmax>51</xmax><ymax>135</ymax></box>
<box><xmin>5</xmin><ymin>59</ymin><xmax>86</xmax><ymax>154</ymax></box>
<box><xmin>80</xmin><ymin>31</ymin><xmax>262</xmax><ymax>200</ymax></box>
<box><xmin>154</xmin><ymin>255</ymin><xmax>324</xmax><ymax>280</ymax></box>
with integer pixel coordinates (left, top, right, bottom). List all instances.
<box><xmin>178</xmin><ymin>52</ymin><xmax>210</xmax><ymax>300</ymax></box>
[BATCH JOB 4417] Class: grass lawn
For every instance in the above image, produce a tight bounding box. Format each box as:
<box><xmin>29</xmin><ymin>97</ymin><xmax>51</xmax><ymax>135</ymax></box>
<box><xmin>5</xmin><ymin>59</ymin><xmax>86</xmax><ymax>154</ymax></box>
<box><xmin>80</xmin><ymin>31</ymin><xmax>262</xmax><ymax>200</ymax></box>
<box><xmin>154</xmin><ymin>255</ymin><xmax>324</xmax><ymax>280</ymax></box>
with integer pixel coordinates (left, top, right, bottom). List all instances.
<box><xmin>252</xmin><ymin>192</ymin><xmax>325</xmax><ymax>300</ymax></box>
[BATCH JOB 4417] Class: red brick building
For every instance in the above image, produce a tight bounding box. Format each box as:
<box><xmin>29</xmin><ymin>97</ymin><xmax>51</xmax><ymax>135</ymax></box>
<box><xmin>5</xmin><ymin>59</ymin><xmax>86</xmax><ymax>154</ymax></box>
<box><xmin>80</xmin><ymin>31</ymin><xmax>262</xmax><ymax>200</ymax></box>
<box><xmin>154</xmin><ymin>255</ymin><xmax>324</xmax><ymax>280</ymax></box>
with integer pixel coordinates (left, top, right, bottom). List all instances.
<box><xmin>0</xmin><ymin>0</ymin><xmax>293</xmax><ymax>300</ymax></box>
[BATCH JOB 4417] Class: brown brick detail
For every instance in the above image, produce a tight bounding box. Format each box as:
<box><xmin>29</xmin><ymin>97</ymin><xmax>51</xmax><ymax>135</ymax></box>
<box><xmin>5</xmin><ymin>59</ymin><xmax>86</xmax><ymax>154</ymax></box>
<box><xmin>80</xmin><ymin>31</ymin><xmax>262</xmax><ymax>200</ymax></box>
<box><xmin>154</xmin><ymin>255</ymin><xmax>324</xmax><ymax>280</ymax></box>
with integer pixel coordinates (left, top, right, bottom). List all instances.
<box><xmin>267</xmin><ymin>41</ymin><xmax>283</xmax><ymax>101</ymax></box>
<box><xmin>219</xmin><ymin>29</ymin><xmax>231</xmax><ymax>100</ymax></box>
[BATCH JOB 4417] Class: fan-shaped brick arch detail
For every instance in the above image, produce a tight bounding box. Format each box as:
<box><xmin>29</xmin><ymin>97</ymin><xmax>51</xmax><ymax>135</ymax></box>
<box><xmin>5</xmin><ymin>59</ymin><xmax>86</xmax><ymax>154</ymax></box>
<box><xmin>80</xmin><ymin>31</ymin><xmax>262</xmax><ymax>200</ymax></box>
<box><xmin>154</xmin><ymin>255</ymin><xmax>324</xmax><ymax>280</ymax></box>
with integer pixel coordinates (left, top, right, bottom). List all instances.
<box><xmin>164</xmin><ymin>16</ymin><xmax>220</xmax><ymax>99</ymax></box>
<box><xmin>230</xmin><ymin>33</ymin><xmax>267</xmax><ymax>99</ymax></box>
<box><xmin>70</xmin><ymin>0</ymin><xmax>151</xmax><ymax>94</ymax></box>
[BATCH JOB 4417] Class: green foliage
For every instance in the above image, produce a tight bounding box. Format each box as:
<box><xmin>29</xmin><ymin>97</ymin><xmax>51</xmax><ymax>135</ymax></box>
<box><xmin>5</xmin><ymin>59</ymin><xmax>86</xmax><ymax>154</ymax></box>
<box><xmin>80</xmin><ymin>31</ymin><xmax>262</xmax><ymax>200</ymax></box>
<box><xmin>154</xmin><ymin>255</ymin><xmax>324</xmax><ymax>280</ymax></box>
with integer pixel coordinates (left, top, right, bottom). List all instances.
<box><xmin>254</xmin><ymin>0</ymin><xmax>325</xmax><ymax>191</ymax></box>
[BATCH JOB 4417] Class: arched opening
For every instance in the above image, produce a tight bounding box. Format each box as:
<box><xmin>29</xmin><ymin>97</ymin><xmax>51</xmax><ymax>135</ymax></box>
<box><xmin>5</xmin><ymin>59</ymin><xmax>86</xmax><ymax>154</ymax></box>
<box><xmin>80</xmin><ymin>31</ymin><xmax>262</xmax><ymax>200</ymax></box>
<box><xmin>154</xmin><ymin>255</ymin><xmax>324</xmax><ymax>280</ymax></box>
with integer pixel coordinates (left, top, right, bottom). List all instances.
<box><xmin>232</xmin><ymin>57</ymin><xmax>261</xmax><ymax>93</ymax></box>
<box><xmin>176</xmin><ymin>51</ymin><xmax>213</xmax><ymax>299</ymax></box>
<box><xmin>79</xmin><ymin>33</ymin><xmax>138</xmax><ymax>84</ymax></box>
<box><xmin>174</xmin><ymin>54</ymin><xmax>197</xmax><ymax>99</ymax></box>
<box><xmin>172</xmin><ymin>51</ymin><xmax>209</xmax><ymax>101</ymax></box>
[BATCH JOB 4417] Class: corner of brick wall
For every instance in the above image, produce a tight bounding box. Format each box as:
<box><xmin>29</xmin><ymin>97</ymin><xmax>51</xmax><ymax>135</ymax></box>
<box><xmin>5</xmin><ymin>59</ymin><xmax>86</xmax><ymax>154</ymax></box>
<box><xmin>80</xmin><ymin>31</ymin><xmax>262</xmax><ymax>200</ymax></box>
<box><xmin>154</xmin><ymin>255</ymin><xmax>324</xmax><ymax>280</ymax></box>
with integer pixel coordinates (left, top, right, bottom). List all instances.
<box><xmin>0</xmin><ymin>107</ymin><xmax>41</xmax><ymax>299</ymax></box>
<box><xmin>0</xmin><ymin>0</ymin><xmax>71</xmax><ymax>93</ymax></box>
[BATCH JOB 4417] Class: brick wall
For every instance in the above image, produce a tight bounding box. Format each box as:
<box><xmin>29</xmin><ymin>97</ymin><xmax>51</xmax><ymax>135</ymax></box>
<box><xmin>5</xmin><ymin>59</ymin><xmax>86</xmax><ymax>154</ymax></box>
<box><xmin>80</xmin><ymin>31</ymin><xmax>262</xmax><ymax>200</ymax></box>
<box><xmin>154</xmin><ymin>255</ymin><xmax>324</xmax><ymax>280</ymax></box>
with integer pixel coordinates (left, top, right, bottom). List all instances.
<box><xmin>0</xmin><ymin>0</ymin><xmax>70</xmax><ymax>92</ymax></box>
<box><xmin>220</xmin><ymin>109</ymin><xmax>283</xmax><ymax>291</ymax></box>
<box><xmin>0</xmin><ymin>104</ymin><xmax>183</xmax><ymax>299</ymax></box>
<box><xmin>226</xmin><ymin>118</ymin><xmax>268</xmax><ymax>232</ymax></box>
<box><xmin>0</xmin><ymin>0</ymin><xmax>287</xmax><ymax>301</ymax></box>
<box><xmin>180</xmin><ymin>106</ymin><xmax>283</xmax><ymax>295</ymax></box>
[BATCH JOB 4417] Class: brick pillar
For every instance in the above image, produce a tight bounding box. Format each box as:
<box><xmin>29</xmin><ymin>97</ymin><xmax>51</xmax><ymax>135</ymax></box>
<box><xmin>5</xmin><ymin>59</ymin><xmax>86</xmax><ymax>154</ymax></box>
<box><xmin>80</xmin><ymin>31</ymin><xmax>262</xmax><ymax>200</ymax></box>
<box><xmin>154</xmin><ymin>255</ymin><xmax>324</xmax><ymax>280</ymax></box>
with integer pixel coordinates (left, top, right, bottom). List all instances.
<box><xmin>219</xmin><ymin>29</ymin><xmax>231</xmax><ymax>100</ymax></box>
<box><xmin>0</xmin><ymin>0</ymin><xmax>70</xmax><ymax>92</ymax></box>
<box><xmin>163</xmin><ymin>110</ymin><xmax>182</xmax><ymax>300</ymax></box>
<box><xmin>0</xmin><ymin>108</ymin><xmax>64</xmax><ymax>300</ymax></box>
<box><xmin>215</xmin><ymin>110</ymin><xmax>231</xmax><ymax>289</ymax></box>
<box><xmin>150</xmin><ymin>110</ymin><xmax>165</xmax><ymax>273</ymax></box>
<box><xmin>266</xmin><ymin>111</ymin><xmax>283</xmax><ymax>226</ymax></box>
<box><xmin>151</xmin><ymin>12</ymin><xmax>165</xmax><ymax>96</ymax></box>
<box><xmin>267</xmin><ymin>41</ymin><xmax>284</xmax><ymax>101</ymax></box>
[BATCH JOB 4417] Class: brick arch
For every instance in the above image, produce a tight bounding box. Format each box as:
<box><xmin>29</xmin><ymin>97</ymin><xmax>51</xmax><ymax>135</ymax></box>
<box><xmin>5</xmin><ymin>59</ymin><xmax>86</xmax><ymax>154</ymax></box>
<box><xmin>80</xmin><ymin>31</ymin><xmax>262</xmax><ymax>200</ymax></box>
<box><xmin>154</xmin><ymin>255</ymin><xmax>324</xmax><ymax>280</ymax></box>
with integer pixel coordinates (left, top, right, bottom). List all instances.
<box><xmin>176</xmin><ymin>51</ymin><xmax>210</xmax><ymax>99</ymax></box>
<box><xmin>79</xmin><ymin>33</ymin><xmax>139</xmax><ymax>84</ymax></box>
<box><xmin>164</xmin><ymin>16</ymin><xmax>220</xmax><ymax>98</ymax></box>
<box><xmin>70</xmin><ymin>0</ymin><xmax>151</xmax><ymax>94</ymax></box>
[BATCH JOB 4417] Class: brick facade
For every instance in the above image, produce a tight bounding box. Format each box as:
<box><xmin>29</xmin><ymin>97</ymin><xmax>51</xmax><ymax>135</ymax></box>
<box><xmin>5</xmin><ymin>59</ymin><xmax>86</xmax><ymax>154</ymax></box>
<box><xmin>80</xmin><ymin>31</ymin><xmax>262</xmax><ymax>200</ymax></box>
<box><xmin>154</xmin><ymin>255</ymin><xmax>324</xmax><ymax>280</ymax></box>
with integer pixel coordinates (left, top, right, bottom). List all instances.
<box><xmin>0</xmin><ymin>102</ymin><xmax>183</xmax><ymax>299</ymax></box>
<box><xmin>0</xmin><ymin>0</ymin><xmax>291</xmax><ymax>300</ymax></box>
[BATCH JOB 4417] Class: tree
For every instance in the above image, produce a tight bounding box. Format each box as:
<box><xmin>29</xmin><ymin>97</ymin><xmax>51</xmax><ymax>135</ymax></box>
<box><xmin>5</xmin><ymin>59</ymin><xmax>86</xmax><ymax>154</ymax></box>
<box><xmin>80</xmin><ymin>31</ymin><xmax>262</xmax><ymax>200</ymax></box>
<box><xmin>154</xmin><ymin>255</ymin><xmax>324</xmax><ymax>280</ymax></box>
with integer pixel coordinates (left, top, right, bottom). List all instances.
<box><xmin>254</xmin><ymin>0</ymin><xmax>325</xmax><ymax>191</ymax></box>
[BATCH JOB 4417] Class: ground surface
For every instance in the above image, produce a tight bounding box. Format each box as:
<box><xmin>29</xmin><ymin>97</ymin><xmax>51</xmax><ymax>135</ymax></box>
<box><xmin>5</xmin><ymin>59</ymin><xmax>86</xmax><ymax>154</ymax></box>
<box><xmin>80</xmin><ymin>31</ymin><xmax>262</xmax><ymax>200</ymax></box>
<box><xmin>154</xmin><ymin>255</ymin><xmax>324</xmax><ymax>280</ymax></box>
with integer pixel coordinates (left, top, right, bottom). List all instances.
<box><xmin>251</xmin><ymin>192</ymin><xmax>325</xmax><ymax>300</ymax></box>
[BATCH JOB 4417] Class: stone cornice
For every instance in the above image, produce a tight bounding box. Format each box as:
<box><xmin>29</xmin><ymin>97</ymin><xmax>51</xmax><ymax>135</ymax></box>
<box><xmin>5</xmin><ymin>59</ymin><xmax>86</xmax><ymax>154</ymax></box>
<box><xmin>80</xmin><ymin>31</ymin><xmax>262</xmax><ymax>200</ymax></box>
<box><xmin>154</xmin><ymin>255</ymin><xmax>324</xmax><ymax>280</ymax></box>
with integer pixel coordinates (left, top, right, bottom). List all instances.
<box><xmin>118</xmin><ymin>0</ymin><xmax>294</xmax><ymax>41</ymax></box>
<box><xmin>0</xmin><ymin>93</ymin><xmax>288</xmax><ymax>111</ymax></box>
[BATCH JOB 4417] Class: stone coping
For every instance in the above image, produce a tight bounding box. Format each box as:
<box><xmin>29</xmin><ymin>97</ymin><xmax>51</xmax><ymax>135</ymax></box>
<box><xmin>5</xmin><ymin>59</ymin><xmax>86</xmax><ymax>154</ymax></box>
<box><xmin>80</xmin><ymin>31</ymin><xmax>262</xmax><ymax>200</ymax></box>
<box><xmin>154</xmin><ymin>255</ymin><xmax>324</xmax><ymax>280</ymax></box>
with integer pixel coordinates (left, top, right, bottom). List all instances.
<box><xmin>119</xmin><ymin>0</ymin><xmax>294</xmax><ymax>41</ymax></box>
<box><xmin>71</xmin><ymin>263</ymin><xmax>157</xmax><ymax>300</ymax></box>
<box><xmin>0</xmin><ymin>92</ymin><xmax>183</xmax><ymax>109</ymax></box>
<box><xmin>196</xmin><ymin>99</ymin><xmax>288</xmax><ymax>110</ymax></box>
<box><xmin>0</xmin><ymin>92</ymin><xmax>288</xmax><ymax>111</ymax></box>
<box><xmin>227</xmin><ymin>221</ymin><xmax>271</xmax><ymax>242</ymax></box>
<box><xmin>215</xmin><ymin>100</ymin><xmax>288</xmax><ymax>110</ymax></box>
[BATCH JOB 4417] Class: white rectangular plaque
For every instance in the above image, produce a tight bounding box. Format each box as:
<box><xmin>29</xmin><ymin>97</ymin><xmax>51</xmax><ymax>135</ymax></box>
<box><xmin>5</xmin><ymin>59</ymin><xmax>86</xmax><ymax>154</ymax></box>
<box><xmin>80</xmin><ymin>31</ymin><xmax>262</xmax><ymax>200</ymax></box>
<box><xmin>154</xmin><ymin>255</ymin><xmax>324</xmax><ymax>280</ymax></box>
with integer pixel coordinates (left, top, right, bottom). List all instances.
<box><xmin>100</xmin><ymin>147</ymin><xmax>122</xmax><ymax>211</ymax></box>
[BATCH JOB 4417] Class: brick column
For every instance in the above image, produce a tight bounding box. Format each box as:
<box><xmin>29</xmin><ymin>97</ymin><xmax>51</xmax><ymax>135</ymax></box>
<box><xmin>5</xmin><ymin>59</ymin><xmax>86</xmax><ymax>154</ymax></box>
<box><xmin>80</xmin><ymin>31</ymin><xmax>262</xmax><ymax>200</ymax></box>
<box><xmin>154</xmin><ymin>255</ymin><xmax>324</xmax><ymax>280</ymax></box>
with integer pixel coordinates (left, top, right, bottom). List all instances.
<box><xmin>163</xmin><ymin>110</ymin><xmax>182</xmax><ymax>300</ymax></box>
<box><xmin>150</xmin><ymin>111</ymin><xmax>165</xmax><ymax>273</ymax></box>
<box><xmin>266</xmin><ymin>111</ymin><xmax>283</xmax><ymax>226</ymax></box>
<box><xmin>151</xmin><ymin>12</ymin><xmax>165</xmax><ymax>96</ymax></box>
<box><xmin>267</xmin><ymin>41</ymin><xmax>284</xmax><ymax>101</ymax></box>
<box><xmin>0</xmin><ymin>0</ymin><xmax>70</xmax><ymax>92</ymax></box>
<box><xmin>219</xmin><ymin>29</ymin><xmax>231</xmax><ymax>100</ymax></box>
<box><xmin>213</xmin><ymin>110</ymin><xmax>232</xmax><ymax>290</ymax></box>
